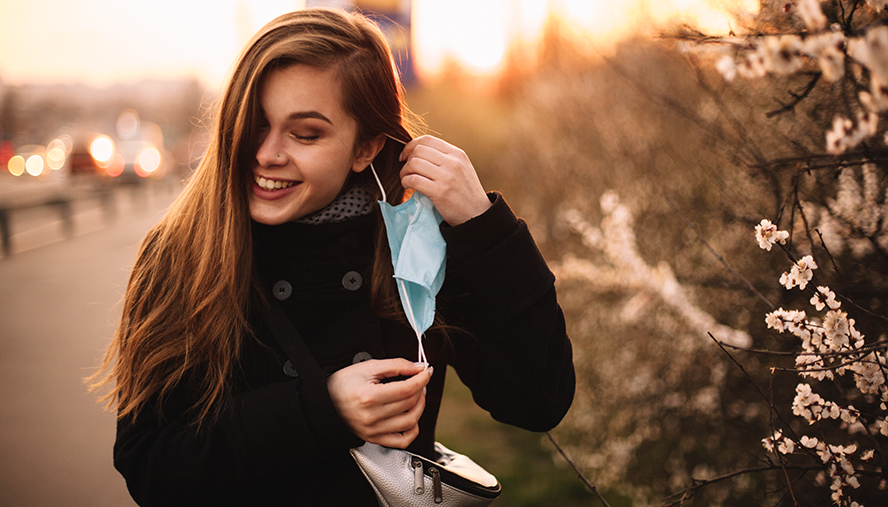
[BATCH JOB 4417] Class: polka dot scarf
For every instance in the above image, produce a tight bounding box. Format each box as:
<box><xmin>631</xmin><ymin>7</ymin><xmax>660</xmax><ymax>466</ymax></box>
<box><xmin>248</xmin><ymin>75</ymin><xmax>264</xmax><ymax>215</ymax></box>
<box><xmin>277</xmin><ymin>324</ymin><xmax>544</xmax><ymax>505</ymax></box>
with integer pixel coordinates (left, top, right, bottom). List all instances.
<box><xmin>294</xmin><ymin>186</ymin><xmax>375</xmax><ymax>225</ymax></box>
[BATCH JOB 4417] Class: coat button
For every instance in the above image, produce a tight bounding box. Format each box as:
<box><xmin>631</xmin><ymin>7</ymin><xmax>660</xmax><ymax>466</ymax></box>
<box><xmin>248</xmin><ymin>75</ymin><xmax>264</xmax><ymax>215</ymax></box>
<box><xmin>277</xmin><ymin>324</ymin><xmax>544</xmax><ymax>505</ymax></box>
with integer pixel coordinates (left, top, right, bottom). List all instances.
<box><xmin>273</xmin><ymin>280</ymin><xmax>292</xmax><ymax>301</ymax></box>
<box><xmin>283</xmin><ymin>360</ymin><xmax>299</xmax><ymax>378</ymax></box>
<box><xmin>353</xmin><ymin>351</ymin><xmax>372</xmax><ymax>364</ymax></box>
<box><xmin>341</xmin><ymin>271</ymin><xmax>363</xmax><ymax>291</ymax></box>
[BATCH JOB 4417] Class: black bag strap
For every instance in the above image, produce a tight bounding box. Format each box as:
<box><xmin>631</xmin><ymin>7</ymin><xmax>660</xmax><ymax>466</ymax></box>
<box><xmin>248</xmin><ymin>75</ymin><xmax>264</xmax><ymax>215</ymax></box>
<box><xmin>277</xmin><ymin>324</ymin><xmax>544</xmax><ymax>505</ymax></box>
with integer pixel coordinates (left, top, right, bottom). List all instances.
<box><xmin>266</xmin><ymin>300</ymin><xmax>326</xmax><ymax>383</ymax></box>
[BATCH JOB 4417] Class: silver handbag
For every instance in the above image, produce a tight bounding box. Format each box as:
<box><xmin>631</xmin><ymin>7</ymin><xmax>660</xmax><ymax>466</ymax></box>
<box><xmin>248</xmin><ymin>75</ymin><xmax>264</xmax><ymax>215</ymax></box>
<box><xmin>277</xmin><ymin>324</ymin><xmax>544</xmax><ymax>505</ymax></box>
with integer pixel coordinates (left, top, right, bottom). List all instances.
<box><xmin>350</xmin><ymin>441</ymin><xmax>501</xmax><ymax>506</ymax></box>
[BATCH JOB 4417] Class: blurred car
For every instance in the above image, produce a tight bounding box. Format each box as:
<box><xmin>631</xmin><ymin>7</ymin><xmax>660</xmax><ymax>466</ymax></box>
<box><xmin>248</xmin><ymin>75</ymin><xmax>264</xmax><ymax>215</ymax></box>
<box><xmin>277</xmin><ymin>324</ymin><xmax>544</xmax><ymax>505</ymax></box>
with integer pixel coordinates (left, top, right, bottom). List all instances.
<box><xmin>68</xmin><ymin>130</ymin><xmax>170</xmax><ymax>184</ymax></box>
<box><xmin>114</xmin><ymin>138</ymin><xmax>168</xmax><ymax>183</ymax></box>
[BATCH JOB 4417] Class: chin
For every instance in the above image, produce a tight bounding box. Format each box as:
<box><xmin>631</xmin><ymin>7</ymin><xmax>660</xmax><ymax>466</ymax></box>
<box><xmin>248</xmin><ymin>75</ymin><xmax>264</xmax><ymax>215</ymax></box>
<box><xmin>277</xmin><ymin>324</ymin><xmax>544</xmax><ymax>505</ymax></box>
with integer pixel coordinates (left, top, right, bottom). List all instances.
<box><xmin>249</xmin><ymin>206</ymin><xmax>297</xmax><ymax>226</ymax></box>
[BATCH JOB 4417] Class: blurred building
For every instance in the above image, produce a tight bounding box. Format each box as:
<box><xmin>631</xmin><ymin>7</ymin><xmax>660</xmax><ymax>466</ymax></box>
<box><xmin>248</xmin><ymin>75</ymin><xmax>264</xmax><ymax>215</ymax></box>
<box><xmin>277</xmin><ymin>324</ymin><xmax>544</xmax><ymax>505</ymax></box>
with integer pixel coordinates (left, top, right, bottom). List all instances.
<box><xmin>307</xmin><ymin>0</ymin><xmax>416</xmax><ymax>86</ymax></box>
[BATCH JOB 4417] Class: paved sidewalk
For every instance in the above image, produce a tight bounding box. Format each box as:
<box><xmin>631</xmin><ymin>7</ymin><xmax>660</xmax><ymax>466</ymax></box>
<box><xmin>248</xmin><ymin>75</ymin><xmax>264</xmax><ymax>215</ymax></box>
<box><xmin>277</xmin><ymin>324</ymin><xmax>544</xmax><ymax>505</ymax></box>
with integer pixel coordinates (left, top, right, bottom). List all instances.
<box><xmin>0</xmin><ymin>183</ymin><xmax>180</xmax><ymax>506</ymax></box>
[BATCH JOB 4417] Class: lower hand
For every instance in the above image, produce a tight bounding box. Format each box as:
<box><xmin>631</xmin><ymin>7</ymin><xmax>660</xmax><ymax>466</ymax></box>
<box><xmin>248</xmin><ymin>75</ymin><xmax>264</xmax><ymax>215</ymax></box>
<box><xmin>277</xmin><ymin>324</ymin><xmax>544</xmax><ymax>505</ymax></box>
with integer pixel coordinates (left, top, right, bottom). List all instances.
<box><xmin>327</xmin><ymin>358</ymin><xmax>433</xmax><ymax>448</ymax></box>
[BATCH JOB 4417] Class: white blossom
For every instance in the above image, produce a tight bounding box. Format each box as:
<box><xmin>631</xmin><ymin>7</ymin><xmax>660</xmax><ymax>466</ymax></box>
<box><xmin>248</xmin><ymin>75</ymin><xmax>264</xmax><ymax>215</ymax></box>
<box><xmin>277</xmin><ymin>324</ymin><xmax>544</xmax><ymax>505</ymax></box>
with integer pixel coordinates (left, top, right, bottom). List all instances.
<box><xmin>736</xmin><ymin>49</ymin><xmax>769</xmax><ymax>78</ymax></box>
<box><xmin>823</xmin><ymin>309</ymin><xmax>852</xmax><ymax>350</ymax></box>
<box><xmin>766</xmin><ymin>308</ymin><xmax>807</xmax><ymax>333</ymax></box>
<box><xmin>762</xmin><ymin>433</ymin><xmax>776</xmax><ymax>452</ymax></box>
<box><xmin>801</xmin><ymin>435</ymin><xmax>820</xmax><ymax>448</ymax></box>
<box><xmin>826</xmin><ymin>112</ymin><xmax>879</xmax><ymax>154</ymax></box>
<box><xmin>780</xmin><ymin>255</ymin><xmax>818</xmax><ymax>290</ymax></box>
<box><xmin>851</xmin><ymin>352</ymin><xmax>885</xmax><ymax>394</ymax></box>
<box><xmin>716</xmin><ymin>55</ymin><xmax>737</xmax><ymax>81</ymax></box>
<box><xmin>778</xmin><ymin>437</ymin><xmax>796</xmax><ymax>455</ymax></box>
<box><xmin>794</xmin><ymin>383</ymin><xmax>825</xmax><ymax>423</ymax></box>
<box><xmin>802</xmin><ymin>31</ymin><xmax>846</xmax><ymax>81</ymax></box>
<box><xmin>878</xmin><ymin>419</ymin><xmax>888</xmax><ymax>437</ymax></box>
<box><xmin>848</xmin><ymin>26</ymin><xmax>888</xmax><ymax>83</ymax></box>
<box><xmin>797</xmin><ymin>0</ymin><xmax>828</xmax><ymax>30</ymax></box>
<box><xmin>811</xmin><ymin>286</ymin><xmax>841</xmax><ymax>311</ymax></box>
<box><xmin>797</xmin><ymin>353</ymin><xmax>833</xmax><ymax>381</ymax></box>
<box><xmin>868</xmin><ymin>0</ymin><xmax>888</xmax><ymax>11</ymax></box>
<box><xmin>763</xmin><ymin>36</ymin><xmax>807</xmax><ymax>74</ymax></box>
<box><xmin>765</xmin><ymin>310</ymin><xmax>786</xmax><ymax>332</ymax></box>
<box><xmin>755</xmin><ymin>219</ymin><xmax>789</xmax><ymax>251</ymax></box>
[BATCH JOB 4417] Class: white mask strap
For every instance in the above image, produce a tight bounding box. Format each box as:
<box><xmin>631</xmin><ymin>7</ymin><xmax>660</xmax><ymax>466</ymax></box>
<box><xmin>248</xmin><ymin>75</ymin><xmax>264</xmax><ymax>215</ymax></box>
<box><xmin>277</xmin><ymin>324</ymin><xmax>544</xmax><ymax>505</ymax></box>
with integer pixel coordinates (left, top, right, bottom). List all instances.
<box><xmin>370</xmin><ymin>135</ymin><xmax>409</xmax><ymax>205</ymax></box>
<box><xmin>369</xmin><ymin>162</ymin><xmax>387</xmax><ymax>204</ymax></box>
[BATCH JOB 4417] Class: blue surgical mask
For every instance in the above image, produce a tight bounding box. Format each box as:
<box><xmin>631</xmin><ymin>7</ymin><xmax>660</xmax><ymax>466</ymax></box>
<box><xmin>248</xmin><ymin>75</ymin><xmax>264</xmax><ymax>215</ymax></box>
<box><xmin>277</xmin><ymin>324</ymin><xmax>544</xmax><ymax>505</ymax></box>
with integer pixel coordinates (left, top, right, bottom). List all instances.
<box><xmin>371</xmin><ymin>162</ymin><xmax>446</xmax><ymax>365</ymax></box>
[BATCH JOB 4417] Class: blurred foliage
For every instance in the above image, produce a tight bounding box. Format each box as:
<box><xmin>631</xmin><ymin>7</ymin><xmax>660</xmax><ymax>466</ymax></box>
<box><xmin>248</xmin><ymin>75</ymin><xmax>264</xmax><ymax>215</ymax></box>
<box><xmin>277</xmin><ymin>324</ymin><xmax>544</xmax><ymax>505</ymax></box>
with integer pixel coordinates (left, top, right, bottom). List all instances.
<box><xmin>408</xmin><ymin>3</ymin><xmax>888</xmax><ymax>505</ymax></box>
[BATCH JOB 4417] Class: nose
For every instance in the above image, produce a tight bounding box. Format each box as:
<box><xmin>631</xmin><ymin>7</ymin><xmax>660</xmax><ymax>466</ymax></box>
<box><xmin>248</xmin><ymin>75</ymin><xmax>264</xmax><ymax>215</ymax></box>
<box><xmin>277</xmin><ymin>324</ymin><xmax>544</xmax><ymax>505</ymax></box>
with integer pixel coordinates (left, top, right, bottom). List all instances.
<box><xmin>255</xmin><ymin>131</ymin><xmax>285</xmax><ymax>168</ymax></box>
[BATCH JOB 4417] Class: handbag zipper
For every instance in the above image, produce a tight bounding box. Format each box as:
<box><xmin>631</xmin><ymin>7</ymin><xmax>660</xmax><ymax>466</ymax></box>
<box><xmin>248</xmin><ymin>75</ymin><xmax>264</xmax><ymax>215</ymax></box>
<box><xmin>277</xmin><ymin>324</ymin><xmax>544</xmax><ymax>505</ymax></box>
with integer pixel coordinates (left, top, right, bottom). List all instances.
<box><xmin>430</xmin><ymin>467</ymin><xmax>442</xmax><ymax>503</ymax></box>
<box><xmin>407</xmin><ymin>451</ymin><xmax>501</xmax><ymax>501</ymax></box>
<box><xmin>412</xmin><ymin>458</ymin><xmax>424</xmax><ymax>495</ymax></box>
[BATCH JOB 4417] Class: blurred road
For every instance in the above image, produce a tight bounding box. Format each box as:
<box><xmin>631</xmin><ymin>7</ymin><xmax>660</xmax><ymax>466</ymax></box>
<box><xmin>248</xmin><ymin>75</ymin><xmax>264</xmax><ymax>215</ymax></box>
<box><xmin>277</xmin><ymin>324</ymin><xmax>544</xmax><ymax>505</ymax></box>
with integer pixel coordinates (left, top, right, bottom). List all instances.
<box><xmin>0</xmin><ymin>181</ymin><xmax>180</xmax><ymax>506</ymax></box>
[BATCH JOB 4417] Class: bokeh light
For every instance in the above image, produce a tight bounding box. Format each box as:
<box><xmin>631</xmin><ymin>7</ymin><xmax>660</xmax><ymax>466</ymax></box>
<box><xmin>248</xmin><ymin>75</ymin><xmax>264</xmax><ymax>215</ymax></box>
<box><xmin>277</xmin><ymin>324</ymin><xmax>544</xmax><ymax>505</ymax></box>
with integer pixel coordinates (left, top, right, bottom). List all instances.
<box><xmin>46</xmin><ymin>148</ymin><xmax>65</xmax><ymax>170</ymax></box>
<box><xmin>136</xmin><ymin>147</ymin><xmax>161</xmax><ymax>177</ymax></box>
<box><xmin>89</xmin><ymin>136</ymin><xmax>115</xmax><ymax>165</ymax></box>
<box><xmin>25</xmin><ymin>155</ymin><xmax>45</xmax><ymax>177</ymax></box>
<box><xmin>117</xmin><ymin>109</ymin><xmax>141</xmax><ymax>140</ymax></box>
<box><xmin>104</xmin><ymin>153</ymin><xmax>125</xmax><ymax>178</ymax></box>
<box><xmin>57</xmin><ymin>134</ymin><xmax>73</xmax><ymax>155</ymax></box>
<box><xmin>46</xmin><ymin>139</ymin><xmax>67</xmax><ymax>170</ymax></box>
<box><xmin>8</xmin><ymin>155</ymin><xmax>26</xmax><ymax>176</ymax></box>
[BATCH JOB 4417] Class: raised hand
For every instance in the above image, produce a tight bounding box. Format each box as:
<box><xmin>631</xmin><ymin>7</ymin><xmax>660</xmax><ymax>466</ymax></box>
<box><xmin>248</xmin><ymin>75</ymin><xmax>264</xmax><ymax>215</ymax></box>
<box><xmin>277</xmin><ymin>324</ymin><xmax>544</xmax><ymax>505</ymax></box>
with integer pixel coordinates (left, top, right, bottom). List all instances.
<box><xmin>399</xmin><ymin>135</ymin><xmax>492</xmax><ymax>226</ymax></box>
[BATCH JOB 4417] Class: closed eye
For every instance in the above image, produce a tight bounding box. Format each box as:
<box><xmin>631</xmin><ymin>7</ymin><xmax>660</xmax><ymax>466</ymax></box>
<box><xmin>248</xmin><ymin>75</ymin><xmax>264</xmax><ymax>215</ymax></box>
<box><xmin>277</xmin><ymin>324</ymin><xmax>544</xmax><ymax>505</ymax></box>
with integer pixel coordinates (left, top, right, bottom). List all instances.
<box><xmin>290</xmin><ymin>132</ymin><xmax>320</xmax><ymax>142</ymax></box>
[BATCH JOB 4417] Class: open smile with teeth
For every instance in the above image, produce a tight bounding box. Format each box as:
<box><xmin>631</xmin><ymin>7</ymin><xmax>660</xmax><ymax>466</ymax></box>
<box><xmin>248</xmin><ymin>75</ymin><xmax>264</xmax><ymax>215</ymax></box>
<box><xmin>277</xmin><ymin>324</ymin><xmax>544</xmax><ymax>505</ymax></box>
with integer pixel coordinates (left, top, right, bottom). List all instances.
<box><xmin>255</xmin><ymin>175</ymin><xmax>298</xmax><ymax>191</ymax></box>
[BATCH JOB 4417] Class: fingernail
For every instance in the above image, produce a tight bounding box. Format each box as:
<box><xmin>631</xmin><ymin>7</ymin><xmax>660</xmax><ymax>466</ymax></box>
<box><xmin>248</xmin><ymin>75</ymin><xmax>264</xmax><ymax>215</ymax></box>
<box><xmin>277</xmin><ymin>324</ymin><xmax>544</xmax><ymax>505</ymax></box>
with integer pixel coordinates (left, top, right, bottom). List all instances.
<box><xmin>423</xmin><ymin>386</ymin><xmax>427</xmax><ymax>395</ymax></box>
<box><xmin>429</xmin><ymin>366</ymin><xmax>434</xmax><ymax>376</ymax></box>
<box><xmin>399</xmin><ymin>150</ymin><xmax>406</xmax><ymax>162</ymax></box>
<box><xmin>413</xmin><ymin>361</ymin><xmax>428</xmax><ymax>369</ymax></box>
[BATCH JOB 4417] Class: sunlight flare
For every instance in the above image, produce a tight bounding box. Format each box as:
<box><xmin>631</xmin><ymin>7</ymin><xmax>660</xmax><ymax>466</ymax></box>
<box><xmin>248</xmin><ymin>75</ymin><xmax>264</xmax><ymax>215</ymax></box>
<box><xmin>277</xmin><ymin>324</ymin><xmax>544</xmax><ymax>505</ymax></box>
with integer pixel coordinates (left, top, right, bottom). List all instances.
<box><xmin>411</xmin><ymin>0</ymin><xmax>761</xmax><ymax>80</ymax></box>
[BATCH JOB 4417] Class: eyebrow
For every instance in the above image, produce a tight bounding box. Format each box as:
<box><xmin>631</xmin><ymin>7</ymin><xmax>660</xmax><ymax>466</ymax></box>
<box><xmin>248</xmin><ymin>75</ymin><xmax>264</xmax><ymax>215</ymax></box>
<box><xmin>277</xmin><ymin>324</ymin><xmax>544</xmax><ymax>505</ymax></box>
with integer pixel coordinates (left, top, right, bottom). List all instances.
<box><xmin>287</xmin><ymin>111</ymin><xmax>333</xmax><ymax>125</ymax></box>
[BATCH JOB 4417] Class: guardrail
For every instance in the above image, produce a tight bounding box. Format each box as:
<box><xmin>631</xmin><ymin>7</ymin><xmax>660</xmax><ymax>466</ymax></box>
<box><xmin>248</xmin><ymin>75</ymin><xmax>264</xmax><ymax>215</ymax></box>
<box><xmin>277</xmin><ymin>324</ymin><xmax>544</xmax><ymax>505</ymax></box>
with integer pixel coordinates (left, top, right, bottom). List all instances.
<box><xmin>0</xmin><ymin>179</ymin><xmax>116</xmax><ymax>257</ymax></box>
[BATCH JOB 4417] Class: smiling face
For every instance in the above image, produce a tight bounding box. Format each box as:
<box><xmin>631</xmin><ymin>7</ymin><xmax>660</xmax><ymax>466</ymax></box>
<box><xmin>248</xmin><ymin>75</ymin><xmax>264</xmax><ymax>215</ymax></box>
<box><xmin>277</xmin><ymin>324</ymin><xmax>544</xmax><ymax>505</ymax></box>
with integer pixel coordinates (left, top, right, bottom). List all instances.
<box><xmin>249</xmin><ymin>64</ymin><xmax>373</xmax><ymax>225</ymax></box>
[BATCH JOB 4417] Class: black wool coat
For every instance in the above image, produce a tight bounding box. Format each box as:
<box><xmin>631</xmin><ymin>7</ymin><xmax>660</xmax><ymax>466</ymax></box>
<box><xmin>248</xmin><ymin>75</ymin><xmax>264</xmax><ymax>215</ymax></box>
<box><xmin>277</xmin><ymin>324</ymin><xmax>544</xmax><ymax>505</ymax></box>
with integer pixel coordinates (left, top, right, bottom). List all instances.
<box><xmin>113</xmin><ymin>192</ymin><xmax>575</xmax><ymax>506</ymax></box>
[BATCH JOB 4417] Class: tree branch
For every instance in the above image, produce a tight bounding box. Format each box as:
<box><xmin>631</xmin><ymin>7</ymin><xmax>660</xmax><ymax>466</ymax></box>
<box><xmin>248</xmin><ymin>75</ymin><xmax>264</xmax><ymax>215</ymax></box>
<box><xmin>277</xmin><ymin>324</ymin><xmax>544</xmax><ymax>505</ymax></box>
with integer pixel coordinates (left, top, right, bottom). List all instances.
<box><xmin>747</xmin><ymin>149</ymin><xmax>888</xmax><ymax>171</ymax></box>
<box><xmin>766</xmin><ymin>72</ymin><xmax>822</xmax><ymax>118</ymax></box>
<box><xmin>546</xmin><ymin>432</ymin><xmax>613</xmax><ymax>507</ymax></box>
<box><xmin>666</xmin><ymin>196</ymin><xmax>775</xmax><ymax>310</ymax></box>
<box><xmin>661</xmin><ymin>464</ymin><xmax>822</xmax><ymax>507</ymax></box>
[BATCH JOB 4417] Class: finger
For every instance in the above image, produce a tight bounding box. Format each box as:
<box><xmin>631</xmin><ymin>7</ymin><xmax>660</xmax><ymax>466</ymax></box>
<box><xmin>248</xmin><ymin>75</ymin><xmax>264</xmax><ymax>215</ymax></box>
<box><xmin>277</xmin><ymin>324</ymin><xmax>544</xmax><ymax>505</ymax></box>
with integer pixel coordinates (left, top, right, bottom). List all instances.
<box><xmin>372</xmin><ymin>392</ymin><xmax>426</xmax><ymax>435</ymax></box>
<box><xmin>371</xmin><ymin>423</ymin><xmax>420</xmax><ymax>449</ymax></box>
<box><xmin>372</xmin><ymin>366</ymin><xmax>433</xmax><ymax>406</ymax></box>
<box><xmin>399</xmin><ymin>135</ymin><xmax>456</xmax><ymax>162</ymax></box>
<box><xmin>366</xmin><ymin>394</ymin><xmax>425</xmax><ymax>444</ymax></box>
<box><xmin>400</xmin><ymin>159</ymin><xmax>443</xmax><ymax>189</ymax></box>
<box><xmin>362</xmin><ymin>358</ymin><xmax>428</xmax><ymax>383</ymax></box>
<box><xmin>406</xmin><ymin>142</ymin><xmax>449</xmax><ymax>166</ymax></box>
<box><xmin>380</xmin><ymin>376</ymin><xmax>430</xmax><ymax>415</ymax></box>
<box><xmin>366</xmin><ymin>388</ymin><xmax>423</xmax><ymax>422</ymax></box>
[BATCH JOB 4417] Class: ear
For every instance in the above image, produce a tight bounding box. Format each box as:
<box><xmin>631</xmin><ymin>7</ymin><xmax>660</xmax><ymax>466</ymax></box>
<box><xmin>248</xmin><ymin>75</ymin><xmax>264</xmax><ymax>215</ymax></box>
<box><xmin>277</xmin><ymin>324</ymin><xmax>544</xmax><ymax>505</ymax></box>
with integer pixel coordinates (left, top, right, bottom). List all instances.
<box><xmin>352</xmin><ymin>134</ymin><xmax>386</xmax><ymax>173</ymax></box>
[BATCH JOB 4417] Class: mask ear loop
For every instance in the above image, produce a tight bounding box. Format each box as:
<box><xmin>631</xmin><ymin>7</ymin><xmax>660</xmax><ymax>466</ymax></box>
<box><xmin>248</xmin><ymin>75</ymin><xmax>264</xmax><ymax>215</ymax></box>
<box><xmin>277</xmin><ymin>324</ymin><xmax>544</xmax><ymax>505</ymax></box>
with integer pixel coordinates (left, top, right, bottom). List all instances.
<box><xmin>369</xmin><ymin>162</ymin><xmax>387</xmax><ymax>203</ymax></box>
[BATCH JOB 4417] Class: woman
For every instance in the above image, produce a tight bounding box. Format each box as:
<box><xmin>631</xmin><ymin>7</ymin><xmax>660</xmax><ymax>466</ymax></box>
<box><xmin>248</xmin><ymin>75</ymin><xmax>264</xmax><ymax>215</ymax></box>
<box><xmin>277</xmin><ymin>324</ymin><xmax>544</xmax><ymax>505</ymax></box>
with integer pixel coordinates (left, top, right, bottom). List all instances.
<box><xmin>91</xmin><ymin>7</ymin><xmax>574</xmax><ymax>505</ymax></box>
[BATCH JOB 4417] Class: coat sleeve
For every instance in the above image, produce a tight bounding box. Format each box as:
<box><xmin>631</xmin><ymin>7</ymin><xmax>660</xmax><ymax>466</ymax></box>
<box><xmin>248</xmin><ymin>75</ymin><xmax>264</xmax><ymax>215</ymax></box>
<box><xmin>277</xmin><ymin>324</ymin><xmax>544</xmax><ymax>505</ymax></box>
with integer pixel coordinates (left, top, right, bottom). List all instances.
<box><xmin>113</xmin><ymin>369</ymin><xmax>364</xmax><ymax>506</ymax></box>
<box><xmin>439</xmin><ymin>192</ymin><xmax>575</xmax><ymax>432</ymax></box>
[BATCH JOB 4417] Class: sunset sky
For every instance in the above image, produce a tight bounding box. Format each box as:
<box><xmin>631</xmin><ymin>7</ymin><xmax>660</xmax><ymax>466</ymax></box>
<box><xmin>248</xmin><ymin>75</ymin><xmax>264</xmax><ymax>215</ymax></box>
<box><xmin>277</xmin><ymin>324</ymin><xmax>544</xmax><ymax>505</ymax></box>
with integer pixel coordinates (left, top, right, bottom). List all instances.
<box><xmin>0</xmin><ymin>0</ymin><xmax>759</xmax><ymax>89</ymax></box>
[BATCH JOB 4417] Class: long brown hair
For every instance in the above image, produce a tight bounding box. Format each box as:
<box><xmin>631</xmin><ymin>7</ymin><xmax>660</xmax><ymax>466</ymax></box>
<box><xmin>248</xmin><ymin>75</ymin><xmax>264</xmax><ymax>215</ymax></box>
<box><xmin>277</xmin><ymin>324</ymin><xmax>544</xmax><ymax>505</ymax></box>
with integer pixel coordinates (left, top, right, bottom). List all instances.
<box><xmin>89</xmin><ymin>8</ymin><xmax>421</xmax><ymax>427</ymax></box>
